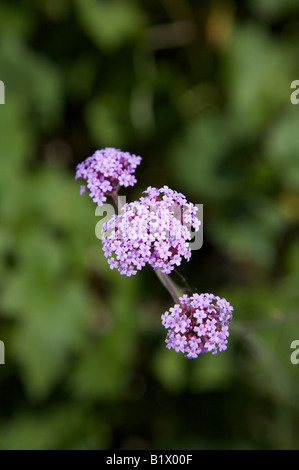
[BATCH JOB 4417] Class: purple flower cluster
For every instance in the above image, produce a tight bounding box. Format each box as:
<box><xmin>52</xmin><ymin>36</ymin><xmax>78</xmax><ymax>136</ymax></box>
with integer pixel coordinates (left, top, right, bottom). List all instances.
<box><xmin>101</xmin><ymin>186</ymin><xmax>201</xmax><ymax>276</ymax></box>
<box><xmin>75</xmin><ymin>147</ymin><xmax>234</xmax><ymax>358</ymax></box>
<box><xmin>75</xmin><ymin>147</ymin><xmax>142</xmax><ymax>206</ymax></box>
<box><xmin>161</xmin><ymin>293</ymin><xmax>233</xmax><ymax>358</ymax></box>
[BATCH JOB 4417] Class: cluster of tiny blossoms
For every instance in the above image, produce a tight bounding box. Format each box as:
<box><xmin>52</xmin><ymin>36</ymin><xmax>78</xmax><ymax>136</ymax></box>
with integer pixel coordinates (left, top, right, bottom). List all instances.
<box><xmin>75</xmin><ymin>147</ymin><xmax>141</xmax><ymax>206</ymax></box>
<box><xmin>101</xmin><ymin>186</ymin><xmax>201</xmax><ymax>276</ymax></box>
<box><xmin>161</xmin><ymin>293</ymin><xmax>233</xmax><ymax>358</ymax></box>
<box><xmin>76</xmin><ymin>148</ymin><xmax>234</xmax><ymax>357</ymax></box>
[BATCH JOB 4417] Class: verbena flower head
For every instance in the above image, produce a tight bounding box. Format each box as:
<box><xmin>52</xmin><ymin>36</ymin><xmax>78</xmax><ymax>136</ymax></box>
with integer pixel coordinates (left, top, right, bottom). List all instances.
<box><xmin>75</xmin><ymin>147</ymin><xmax>142</xmax><ymax>206</ymax></box>
<box><xmin>161</xmin><ymin>293</ymin><xmax>233</xmax><ymax>358</ymax></box>
<box><xmin>101</xmin><ymin>186</ymin><xmax>201</xmax><ymax>276</ymax></box>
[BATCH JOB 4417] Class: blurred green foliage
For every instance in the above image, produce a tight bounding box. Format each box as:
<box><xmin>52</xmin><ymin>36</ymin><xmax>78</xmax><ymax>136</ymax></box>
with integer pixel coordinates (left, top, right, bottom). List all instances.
<box><xmin>0</xmin><ymin>0</ymin><xmax>299</xmax><ymax>450</ymax></box>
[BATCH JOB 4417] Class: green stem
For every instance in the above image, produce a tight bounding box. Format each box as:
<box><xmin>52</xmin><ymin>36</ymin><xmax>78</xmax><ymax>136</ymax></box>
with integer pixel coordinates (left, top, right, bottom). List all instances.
<box><xmin>111</xmin><ymin>189</ymin><xmax>122</xmax><ymax>209</ymax></box>
<box><xmin>155</xmin><ymin>269</ymin><xmax>181</xmax><ymax>304</ymax></box>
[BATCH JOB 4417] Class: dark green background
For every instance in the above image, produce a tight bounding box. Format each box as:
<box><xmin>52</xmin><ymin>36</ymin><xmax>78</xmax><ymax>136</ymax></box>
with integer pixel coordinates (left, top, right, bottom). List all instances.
<box><xmin>0</xmin><ymin>0</ymin><xmax>299</xmax><ymax>450</ymax></box>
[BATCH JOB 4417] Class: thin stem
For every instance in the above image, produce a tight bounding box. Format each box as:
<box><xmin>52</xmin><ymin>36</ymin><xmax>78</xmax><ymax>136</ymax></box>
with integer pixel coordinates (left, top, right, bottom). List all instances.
<box><xmin>155</xmin><ymin>269</ymin><xmax>181</xmax><ymax>304</ymax></box>
<box><xmin>111</xmin><ymin>189</ymin><xmax>122</xmax><ymax>209</ymax></box>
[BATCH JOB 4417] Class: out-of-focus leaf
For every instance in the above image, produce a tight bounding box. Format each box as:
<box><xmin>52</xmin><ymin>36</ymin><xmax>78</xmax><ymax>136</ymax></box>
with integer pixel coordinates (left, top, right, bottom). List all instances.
<box><xmin>0</xmin><ymin>98</ymin><xmax>32</xmax><ymax>182</ymax></box>
<box><xmin>0</xmin><ymin>4</ymin><xmax>35</xmax><ymax>36</ymax></box>
<box><xmin>69</xmin><ymin>276</ymin><xmax>140</xmax><ymax>400</ymax></box>
<box><xmin>208</xmin><ymin>196</ymin><xmax>286</xmax><ymax>269</ymax></box>
<box><xmin>1</xmin><ymin>227</ymin><xmax>92</xmax><ymax>398</ymax></box>
<box><xmin>5</xmin><ymin>280</ymin><xmax>91</xmax><ymax>398</ymax></box>
<box><xmin>85</xmin><ymin>94</ymin><xmax>132</xmax><ymax>148</ymax></box>
<box><xmin>264</xmin><ymin>107</ymin><xmax>299</xmax><ymax>191</ymax></box>
<box><xmin>168</xmin><ymin>111</ymin><xmax>236</xmax><ymax>200</ymax></box>
<box><xmin>0</xmin><ymin>405</ymin><xmax>109</xmax><ymax>450</ymax></box>
<box><xmin>0</xmin><ymin>34</ymin><xmax>62</xmax><ymax>129</ymax></box>
<box><xmin>189</xmin><ymin>350</ymin><xmax>234</xmax><ymax>393</ymax></box>
<box><xmin>249</xmin><ymin>0</ymin><xmax>299</xmax><ymax>20</ymax></box>
<box><xmin>151</xmin><ymin>346</ymin><xmax>186</xmax><ymax>393</ymax></box>
<box><xmin>285</xmin><ymin>238</ymin><xmax>299</xmax><ymax>276</ymax></box>
<box><xmin>225</xmin><ymin>23</ymin><xmax>295</xmax><ymax>133</ymax></box>
<box><xmin>75</xmin><ymin>0</ymin><xmax>145</xmax><ymax>51</ymax></box>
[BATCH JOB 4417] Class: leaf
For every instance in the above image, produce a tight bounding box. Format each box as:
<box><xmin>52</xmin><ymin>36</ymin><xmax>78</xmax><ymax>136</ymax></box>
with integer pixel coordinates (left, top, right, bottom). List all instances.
<box><xmin>0</xmin><ymin>34</ymin><xmax>62</xmax><ymax>129</ymax></box>
<box><xmin>225</xmin><ymin>23</ymin><xmax>295</xmax><ymax>133</ymax></box>
<box><xmin>264</xmin><ymin>107</ymin><xmax>299</xmax><ymax>191</ymax></box>
<box><xmin>168</xmin><ymin>110</ymin><xmax>236</xmax><ymax>200</ymax></box>
<box><xmin>75</xmin><ymin>0</ymin><xmax>145</xmax><ymax>51</ymax></box>
<box><xmin>0</xmin><ymin>405</ymin><xmax>109</xmax><ymax>450</ymax></box>
<box><xmin>249</xmin><ymin>0</ymin><xmax>299</xmax><ymax>20</ymax></box>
